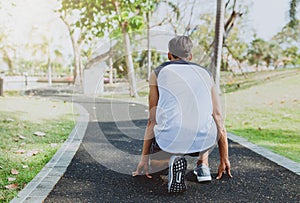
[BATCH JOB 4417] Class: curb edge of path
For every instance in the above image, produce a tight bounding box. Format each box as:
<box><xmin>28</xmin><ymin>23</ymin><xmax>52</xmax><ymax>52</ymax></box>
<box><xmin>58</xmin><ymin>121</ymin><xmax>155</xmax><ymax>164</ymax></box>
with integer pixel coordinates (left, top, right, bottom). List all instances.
<box><xmin>10</xmin><ymin>103</ymin><xmax>89</xmax><ymax>203</ymax></box>
<box><xmin>227</xmin><ymin>133</ymin><xmax>300</xmax><ymax>176</ymax></box>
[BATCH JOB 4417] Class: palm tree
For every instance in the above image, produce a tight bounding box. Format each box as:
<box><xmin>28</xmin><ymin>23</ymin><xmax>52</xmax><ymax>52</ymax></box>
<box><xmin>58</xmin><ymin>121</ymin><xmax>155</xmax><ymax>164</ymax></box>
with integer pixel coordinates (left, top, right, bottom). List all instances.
<box><xmin>289</xmin><ymin>0</ymin><xmax>300</xmax><ymax>27</ymax></box>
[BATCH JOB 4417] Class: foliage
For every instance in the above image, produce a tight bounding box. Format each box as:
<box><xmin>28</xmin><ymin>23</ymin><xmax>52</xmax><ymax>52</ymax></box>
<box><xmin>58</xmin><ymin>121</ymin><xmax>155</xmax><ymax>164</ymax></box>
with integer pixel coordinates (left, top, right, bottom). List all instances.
<box><xmin>0</xmin><ymin>32</ymin><xmax>15</xmax><ymax>75</ymax></box>
<box><xmin>0</xmin><ymin>0</ymin><xmax>299</xmax><ymax>78</ymax></box>
<box><xmin>262</xmin><ymin>42</ymin><xmax>283</xmax><ymax>68</ymax></box>
<box><xmin>247</xmin><ymin>27</ymin><xmax>299</xmax><ymax>70</ymax></box>
<box><xmin>274</xmin><ymin>23</ymin><xmax>300</xmax><ymax>45</ymax></box>
<box><xmin>283</xmin><ymin>46</ymin><xmax>300</xmax><ymax>66</ymax></box>
<box><xmin>190</xmin><ymin>13</ymin><xmax>215</xmax><ymax>67</ymax></box>
<box><xmin>289</xmin><ymin>0</ymin><xmax>300</xmax><ymax>27</ymax></box>
<box><xmin>112</xmin><ymin>48</ymin><xmax>165</xmax><ymax>79</ymax></box>
<box><xmin>247</xmin><ymin>38</ymin><xmax>269</xmax><ymax>68</ymax></box>
<box><xmin>223</xmin><ymin>26</ymin><xmax>248</xmax><ymax>71</ymax></box>
<box><xmin>60</xmin><ymin>0</ymin><xmax>158</xmax><ymax>41</ymax></box>
<box><xmin>246</xmin><ymin>37</ymin><xmax>288</xmax><ymax>69</ymax></box>
<box><xmin>135</xmin><ymin>49</ymin><xmax>166</xmax><ymax>79</ymax></box>
<box><xmin>59</xmin><ymin>0</ymin><xmax>161</xmax><ymax>96</ymax></box>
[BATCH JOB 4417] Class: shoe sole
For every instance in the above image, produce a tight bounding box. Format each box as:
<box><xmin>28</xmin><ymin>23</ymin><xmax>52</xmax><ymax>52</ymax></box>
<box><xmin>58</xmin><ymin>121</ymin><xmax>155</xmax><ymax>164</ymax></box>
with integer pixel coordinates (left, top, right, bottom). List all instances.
<box><xmin>168</xmin><ymin>156</ymin><xmax>187</xmax><ymax>193</ymax></box>
<box><xmin>193</xmin><ymin>170</ymin><xmax>212</xmax><ymax>182</ymax></box>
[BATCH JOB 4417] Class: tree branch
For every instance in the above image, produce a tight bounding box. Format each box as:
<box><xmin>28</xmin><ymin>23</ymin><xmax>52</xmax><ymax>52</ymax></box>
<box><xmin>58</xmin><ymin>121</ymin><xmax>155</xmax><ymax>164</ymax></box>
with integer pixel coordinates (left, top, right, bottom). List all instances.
<box><xmin>184</xmin><ymin>0</ymin><xmax>196</xmax><ymax>36</ymax></box>
<box><xmin>85</xmin><ymin>50</ymin><xmax>112</xmax><ymax>69</ymax></box>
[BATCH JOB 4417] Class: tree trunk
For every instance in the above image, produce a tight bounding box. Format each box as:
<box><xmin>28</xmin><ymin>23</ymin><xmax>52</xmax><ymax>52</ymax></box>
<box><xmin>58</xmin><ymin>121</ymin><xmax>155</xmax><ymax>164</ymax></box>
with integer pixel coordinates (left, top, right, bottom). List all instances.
<box><xmin>78</xmin><ymin>49</ymin><xmax>83</xmax><ymax>85</ymax></box>
<box><xmin>210</xmin><ymin>0</ymin><xmax>225</xmax><ymax>94</ymax></box>
<box><xmin>60</xmin><ymin>16</ymin><xmax>82</xmax><ymax>85</ymax></box>
<box><xmin>112</xmin><ymin>0</ymin><xmax>138</xmax><ymax>97</ymax></box>
<box><xmin>147</xmin><ymin>10</ymin><xmax>151</xmax><ymax>81</ymax></box>
<box><xmin>47</xmin><ymin>55</ymin><xmax>52</xmax><ymax>86</ymax></box>
<box><xmin>122</xmin><ymin>25</ymin><xmax>138</xmax><ymax>97</ymax></box>
<box><xmin>2</xmin><ymin>49</ymin><xmax>14</xmax><ymax>75</ymax></box>
<box><xmin>109</xmin><ymin>57</ymin><xmax>113</xmax><ymax>84</ymax></box>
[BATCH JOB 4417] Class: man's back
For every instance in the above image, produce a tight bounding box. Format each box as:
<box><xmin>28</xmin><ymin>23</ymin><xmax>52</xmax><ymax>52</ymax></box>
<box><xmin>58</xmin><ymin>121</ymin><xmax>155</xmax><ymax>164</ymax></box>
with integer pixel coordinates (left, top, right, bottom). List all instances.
<box><xmin>154</xmin><ymin>60</ymin><xmax>217</xmax><ymax>154</ymax></box>
<box><xmin>133</xmin><ymin>36</ymin><xmax>232</xmax><ymax>185</ymax></box>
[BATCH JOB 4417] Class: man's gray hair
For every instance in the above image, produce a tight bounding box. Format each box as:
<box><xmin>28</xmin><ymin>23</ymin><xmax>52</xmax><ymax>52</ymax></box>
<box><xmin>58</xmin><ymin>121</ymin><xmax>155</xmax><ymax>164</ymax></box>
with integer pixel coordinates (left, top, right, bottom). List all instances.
<box><xmin>168</xmin><ymin>36</ymin><xmax>193</xmax><ymax>59</ymax></box>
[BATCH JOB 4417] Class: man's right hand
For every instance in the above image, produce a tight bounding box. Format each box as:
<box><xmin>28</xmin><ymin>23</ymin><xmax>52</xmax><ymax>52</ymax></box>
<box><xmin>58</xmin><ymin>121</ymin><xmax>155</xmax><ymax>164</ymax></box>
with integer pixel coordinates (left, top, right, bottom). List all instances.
<box><xmin>216</xmin><ymin>159</ymin><xmax>232</xmax><ymax>179</ymax></box>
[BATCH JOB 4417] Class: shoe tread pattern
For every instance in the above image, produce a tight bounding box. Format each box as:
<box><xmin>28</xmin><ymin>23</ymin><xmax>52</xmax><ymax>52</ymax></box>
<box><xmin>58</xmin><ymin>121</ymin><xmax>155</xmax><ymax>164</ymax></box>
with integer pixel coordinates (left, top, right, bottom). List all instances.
<box><xmin>168</xmin><ymin>157</ymin><xmax>187</xmax><ymax>193</ymax></box>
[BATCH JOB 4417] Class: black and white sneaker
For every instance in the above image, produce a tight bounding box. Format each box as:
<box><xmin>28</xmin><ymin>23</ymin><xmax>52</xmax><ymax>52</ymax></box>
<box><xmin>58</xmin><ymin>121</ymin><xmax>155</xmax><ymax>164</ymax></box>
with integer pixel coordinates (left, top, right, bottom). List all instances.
<box><xmin>193</xmin><ymin>163</ymin><xmax>212</xmax><ymax>182</ymax></box>
<box><xmin>168</xmin><ymin>156</ymin><xmax>187</xmax><ymax>193</ymax></box>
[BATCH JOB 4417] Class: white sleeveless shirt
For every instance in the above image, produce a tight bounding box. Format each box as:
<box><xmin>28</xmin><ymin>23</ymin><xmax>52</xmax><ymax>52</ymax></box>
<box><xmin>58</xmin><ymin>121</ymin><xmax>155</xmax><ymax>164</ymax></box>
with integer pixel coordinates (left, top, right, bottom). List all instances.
<box><xmin>154</xmin><ymin>60</ymin><xmax>217</xmax><ymax>154</ymax></box>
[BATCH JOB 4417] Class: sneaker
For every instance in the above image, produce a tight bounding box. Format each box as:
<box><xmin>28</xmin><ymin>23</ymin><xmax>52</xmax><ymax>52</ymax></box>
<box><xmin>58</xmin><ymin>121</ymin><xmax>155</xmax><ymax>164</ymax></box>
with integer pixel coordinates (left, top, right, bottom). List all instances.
<box><xmin>168</xmin><ymin>156</ymin><xmax>187</xmax><ymax>193</ymax></box>
<box><xmin>193</xmin><ymin>164</ymin><xmax>212</xmax><ymax>182</ymax></box>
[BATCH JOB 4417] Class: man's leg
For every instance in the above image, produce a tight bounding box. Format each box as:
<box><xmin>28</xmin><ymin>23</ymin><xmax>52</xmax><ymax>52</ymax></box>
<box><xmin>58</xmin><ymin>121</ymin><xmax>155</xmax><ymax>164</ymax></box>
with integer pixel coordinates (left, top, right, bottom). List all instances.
<box><xmin>149</xmin><ymin>138</ymin><xmax>172</xmax><ymax>174</ymax></box>
<box><xmin>149</xmin><ymin>149</ymin><xmax>174</xmax><ymax>174</ymax></box>
<box><xmin>196</xmin><ymin>151</ymin><xmax>209</xmax><ymax>166</ymax></box>
<box><xmin>149</xmin><ymin>138</ymin><xmax>187</xmax><ymax>192</ymax></box>
<box><xmin>194</xmin><ymin>150</ymin><xmax>212</xmax><ymax>182</ymax></box>
<box><xmin>150</xmin><ymin>159</ymin><xmax>169</xmax><ymax>172</ymax></box>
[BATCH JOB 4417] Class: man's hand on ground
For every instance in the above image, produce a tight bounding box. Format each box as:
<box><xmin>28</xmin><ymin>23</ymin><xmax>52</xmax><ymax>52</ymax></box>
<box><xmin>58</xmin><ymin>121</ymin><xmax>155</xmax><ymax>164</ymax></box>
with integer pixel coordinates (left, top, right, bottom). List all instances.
<box><xmin>216</xmin><ymin>159</ymin><xmax>233</xmax><ymax>180</ymax></box>
<box><xmin>132</xmin><ymin>159</ymin><xmax>152</xmax><ymax>179</ymax></box>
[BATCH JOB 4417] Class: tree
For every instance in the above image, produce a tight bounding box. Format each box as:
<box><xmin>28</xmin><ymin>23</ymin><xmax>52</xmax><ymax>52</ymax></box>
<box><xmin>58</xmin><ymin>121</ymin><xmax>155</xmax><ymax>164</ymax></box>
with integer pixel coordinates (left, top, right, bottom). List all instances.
<box><xmin>38</xmin><ymin>36</ymin><xmax>52</xmax><ymax>86</ymax></box>
<box><xmin>247</xmin><ymin>38</ymin><xmax>268</xmax><ymax>70</ymax></box>
<box><xmin>223</xmin><ymin>28</ymin><xmax>248</xmax><ymax>72</ymax></box>
<box><xmin>211</xmin><ymin>0</ymin><xmax>245</xmax><ymax>88</ymax></box>
<box><xmin>59</xmin><ymin>13</ymin><xmax>84</xmax><ymax>85</ymax></box>
<box><xmin>136</xmin><ymin>49</ymin><xmax>165</xmax><ymax>79</ymax></box>
<box><xmin>28</xmin><ymin>25</ymin><xmax>60</xmax><ymax>85</ymax></box>
<box><xmin>0</xmin><ymin>27</ymin><xmax>16</xmax><ymax>75</ymax></box>
<box><xmin>289</xmin><ymin>0</ymin><xmax>300</xmax><ymax>27</ymax></box>
<box><xmin>282</xmin><ymin>46</ymin><xmax>300</xmax><ymax>67</ymax></box>
<box><xmin>60</xmin><ymin>0</ymin><xmax>159</xmax><ymax>97</ymax></box>
<box><xmin>190</xmin><ymin>13</ymin><xmax>215</xmax><ymax>66</ymax></box>
<box><xmin>273</xmin><ymin>22</ymin><xmax>300</xmax><ymax>46</ymax></box>
<box><xmin>262</xmin><ymin>42</ymin><xmax>282</xmax><ymax>68</ymax></box>
<box><xmin>272</xmin><ymin>18</ymin><xmax>300</xmax><ymax>68</ymax></box>
<box><xmin>188</xmin><ymin>0</ymin><xmax>243</xmax><ymax>90</ymax></box>
<box><xmin>142</xmin><ymin>0</ymin><xmax>178</xmax><ymax>81</ymax></box>
<box><xmin>210</xmin><ymin>0</ymin><xmax>225</xmax><ymax>94</ymax></box>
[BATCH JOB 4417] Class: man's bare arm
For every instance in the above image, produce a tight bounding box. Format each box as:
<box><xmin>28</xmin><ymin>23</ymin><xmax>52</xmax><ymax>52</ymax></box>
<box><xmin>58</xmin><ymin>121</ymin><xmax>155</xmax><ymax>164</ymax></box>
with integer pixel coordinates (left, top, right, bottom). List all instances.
<box><xmin>133</xmin><ymin>72</ymin><xmax>159</xmax><ymax>178</ymax></box>
<box><xmin>140</xmin><ymin>72</ymin><xmax>158</xmax><ymax>157</ymax></box>
<box><xmin>211</xmin><ymin>79</ymin><xmax>232</xmax><ymax>179</ymax></box>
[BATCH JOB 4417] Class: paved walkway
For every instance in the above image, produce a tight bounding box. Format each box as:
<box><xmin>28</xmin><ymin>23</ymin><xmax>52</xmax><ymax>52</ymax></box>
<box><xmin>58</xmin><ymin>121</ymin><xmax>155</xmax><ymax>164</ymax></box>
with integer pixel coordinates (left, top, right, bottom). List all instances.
<box><xmin>12</xmin><ymin>96</ymin><xmax>300</xmax><ymax>202</ymax></box>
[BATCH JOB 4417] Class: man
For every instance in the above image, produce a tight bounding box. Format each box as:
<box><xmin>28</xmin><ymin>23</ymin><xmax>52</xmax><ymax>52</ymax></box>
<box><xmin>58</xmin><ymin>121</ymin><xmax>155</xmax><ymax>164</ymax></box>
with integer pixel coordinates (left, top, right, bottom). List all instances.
<box><xmin>133</xmin><ymin>36</ymin><xmax>232</xmax><ymax>193</ymax></box>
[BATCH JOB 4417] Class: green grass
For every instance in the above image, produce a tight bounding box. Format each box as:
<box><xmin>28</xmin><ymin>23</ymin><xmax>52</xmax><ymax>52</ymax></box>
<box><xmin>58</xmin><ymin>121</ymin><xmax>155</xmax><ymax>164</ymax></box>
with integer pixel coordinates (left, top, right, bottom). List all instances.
<box><xmin>225</xmin><ymin>68</ymin><xmax>300</xmax><ymax>163</ymax></box>
<box><xmin>3</xmin><ymin>91</ymin><xmax>20</xmax><ymax>97</ymax></box>
<box><xmin>0</xmin><ymin>102</ymin><xmax>74</xmax><ymax>202</ymax></box>
<box><xmin>230</xmin><ymin>128</ymin><xmax>299</xmax><ymax>162</ymax></box>
<box><xmin>221</xmin><ymin>68</ymin><xmax>299</xmax><ymax>93</ymax></box>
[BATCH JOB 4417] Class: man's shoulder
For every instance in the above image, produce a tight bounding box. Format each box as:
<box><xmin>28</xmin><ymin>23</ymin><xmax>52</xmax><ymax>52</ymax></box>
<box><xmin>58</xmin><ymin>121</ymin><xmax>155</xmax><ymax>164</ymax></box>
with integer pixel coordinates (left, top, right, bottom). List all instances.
<box><xmin>154</xmin><ymin>61</ymin><xmax>173</xmax><ymax>77</ymax></box>
<box><xmin>188</xmin><ymin>62</ymin><xmax>212</xmax><ymax>76</ymax></box>
<box><xmin>154</xmin><ymin>60</ymin><xmax>191</xmax><ymax>77</ymax></box>
<box><xmin>154</xmin><ymin>60</ymin><xmax>211</xmax><ymax>77</ymax></box>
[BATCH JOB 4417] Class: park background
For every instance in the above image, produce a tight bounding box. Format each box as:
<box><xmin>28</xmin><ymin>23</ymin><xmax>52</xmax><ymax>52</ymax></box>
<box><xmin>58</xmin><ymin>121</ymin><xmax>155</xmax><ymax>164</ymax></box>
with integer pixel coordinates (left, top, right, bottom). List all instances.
<box><xmin>0</xmin><ymin>0</ymin><xmax>299</xmax><ymax>202</ymax></box>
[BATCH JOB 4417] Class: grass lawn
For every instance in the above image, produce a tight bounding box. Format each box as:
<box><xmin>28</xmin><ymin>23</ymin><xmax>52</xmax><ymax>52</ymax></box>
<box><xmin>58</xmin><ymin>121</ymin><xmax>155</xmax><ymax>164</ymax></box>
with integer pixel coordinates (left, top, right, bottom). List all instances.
<box><xmin>224</xmin><ymin>69</ymin><xmax>300</xmax><ymax>163</ymax></box>
<box><xmin>0</xmin><ymin>97</ymin><xmax>75</xmax><ymax>202</ymax></box>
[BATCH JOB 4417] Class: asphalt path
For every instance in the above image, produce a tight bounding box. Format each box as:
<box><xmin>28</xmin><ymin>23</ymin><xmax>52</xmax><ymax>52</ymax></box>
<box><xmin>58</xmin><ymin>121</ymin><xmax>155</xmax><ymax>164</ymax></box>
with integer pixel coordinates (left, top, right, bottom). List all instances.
<box><xmin>45</xmin><ymin>97</ymin><xmax>300</xmax><ymax>202</ymax></box>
